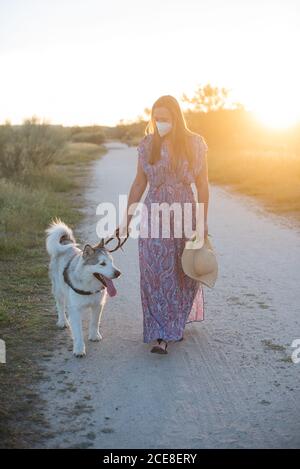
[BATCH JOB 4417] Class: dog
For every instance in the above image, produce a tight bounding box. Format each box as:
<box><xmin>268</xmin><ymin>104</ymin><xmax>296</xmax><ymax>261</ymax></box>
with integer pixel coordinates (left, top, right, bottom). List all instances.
<box><xmin>45</xmin><ymin>219</ymin><xmax>122</xmax><ymax>357</ymax></box>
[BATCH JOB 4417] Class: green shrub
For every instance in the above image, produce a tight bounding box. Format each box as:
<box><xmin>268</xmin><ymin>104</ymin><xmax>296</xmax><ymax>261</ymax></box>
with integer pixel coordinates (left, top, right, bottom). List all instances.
<box><xmin>71</xmin><ymin>130</ymin><xmax>105</xmax><ymax>145</ymax></box>
<box><xmin>0</xmin><ymin>118</ymin><xmax>67</xmax><ymax>178</ymax></box>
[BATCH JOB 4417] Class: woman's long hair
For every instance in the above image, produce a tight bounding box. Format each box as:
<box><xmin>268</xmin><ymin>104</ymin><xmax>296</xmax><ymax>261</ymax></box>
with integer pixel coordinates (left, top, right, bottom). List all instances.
<box><xmin>144</xmin><ymin>95</ymin><xmax>200</xmax><ymax>173</ymax></box>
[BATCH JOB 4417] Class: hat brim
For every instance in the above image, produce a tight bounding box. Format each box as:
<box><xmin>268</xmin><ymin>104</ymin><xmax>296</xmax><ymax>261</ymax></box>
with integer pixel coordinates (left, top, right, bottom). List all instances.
<box><xmin>181</xmin><ymin>237</ymin><xmax>218</xmax><ymax>289</ymax></box>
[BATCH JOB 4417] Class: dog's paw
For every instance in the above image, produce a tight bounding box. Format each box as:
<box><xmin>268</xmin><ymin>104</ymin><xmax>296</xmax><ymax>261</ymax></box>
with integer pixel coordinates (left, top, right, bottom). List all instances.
<box><xmin>73</xmin><ymin>350</ymin><xmax>86</xmax><ymax>358</ymax></box>
<box><xmin>73</xmin><ymin>346</ymin><xmax>86</xmax><ymax>357</ymax></box>
<box><xmin>56</xmin><ymin>320</ymin><xmax>69</xmax><ymax>329</ymax></box>
<box><xmin>88</xmin><ymin>331</ymin><xmax>102</xmax><ymax>342</ymax></box>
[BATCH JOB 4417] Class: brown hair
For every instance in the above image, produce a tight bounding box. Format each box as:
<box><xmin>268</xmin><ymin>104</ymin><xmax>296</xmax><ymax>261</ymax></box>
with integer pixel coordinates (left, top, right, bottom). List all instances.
<box><xmin>144</xmin><ymin>95</ymin><xmax>200</xmax><ymax>172</ymax></box>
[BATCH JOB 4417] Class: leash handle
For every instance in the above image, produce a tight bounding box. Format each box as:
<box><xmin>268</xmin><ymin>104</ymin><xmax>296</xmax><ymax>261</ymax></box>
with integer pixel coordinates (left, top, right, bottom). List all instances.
<box><xmin>105</xmin><ymin>226</ymin><xmax>129</xmax><ymax>252</ymax></box>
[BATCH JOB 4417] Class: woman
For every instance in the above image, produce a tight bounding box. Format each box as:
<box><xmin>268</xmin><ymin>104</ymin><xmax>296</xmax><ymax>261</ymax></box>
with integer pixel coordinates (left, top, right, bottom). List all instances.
<box><xmin>116</xmin><ymin>95</ymin><xmax>209</xmax><ymax>354</ymax></box>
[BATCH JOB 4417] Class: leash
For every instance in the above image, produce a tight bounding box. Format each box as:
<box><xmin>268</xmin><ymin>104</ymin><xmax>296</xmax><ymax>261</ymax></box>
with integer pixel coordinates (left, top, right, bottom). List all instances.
<box><xmin>104</xmin><ymin>227</ymin><xmax>130</xmax><ymax>252</ymax></box>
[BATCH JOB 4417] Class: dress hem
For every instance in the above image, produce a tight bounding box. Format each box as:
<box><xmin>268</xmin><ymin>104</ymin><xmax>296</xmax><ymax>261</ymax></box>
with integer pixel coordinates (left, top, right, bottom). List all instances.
<box><xmin>143</xmin><ymin>316</ymin><xmax>205</xmax><ymax>343</ymax></box>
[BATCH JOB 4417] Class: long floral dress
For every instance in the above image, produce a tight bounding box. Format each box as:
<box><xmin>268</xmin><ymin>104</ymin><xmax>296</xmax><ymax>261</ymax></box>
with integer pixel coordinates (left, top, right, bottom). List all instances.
<box><xmin>137</xmin><ymin>133</ymin><xmax>208</xmax><ymax>343</ymax></box>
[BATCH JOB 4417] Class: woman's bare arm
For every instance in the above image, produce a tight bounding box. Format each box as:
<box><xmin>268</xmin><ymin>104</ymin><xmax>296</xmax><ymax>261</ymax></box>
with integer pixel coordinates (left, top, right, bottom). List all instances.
<box><xmin>119</xmin><ymin>157</ymin><xmax>148</xmax><ymax>233</ymax></box>
<box><xmin>194</xmin><ymin>149</ymin><xmax>209</xmax><ymax>237</ymax></box>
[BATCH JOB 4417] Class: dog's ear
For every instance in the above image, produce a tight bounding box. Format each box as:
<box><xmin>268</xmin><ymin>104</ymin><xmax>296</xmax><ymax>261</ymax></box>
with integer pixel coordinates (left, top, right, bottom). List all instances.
<box><xmin>82</xmin><ymin>244</ymin><xmax>95</xmax><ymax>258</ymax></box>
<box><xmin>95</xmin><ymin>238</ymin><xmax>105</xmax><ymax>248</ymax></box>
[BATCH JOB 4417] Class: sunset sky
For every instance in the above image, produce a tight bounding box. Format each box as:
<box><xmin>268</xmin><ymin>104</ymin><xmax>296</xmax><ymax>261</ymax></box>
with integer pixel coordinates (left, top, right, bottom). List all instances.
<box><xmin>1</xmin><ymin>0</ymin><xmax>299</xmax><ymax>128</ymax></box>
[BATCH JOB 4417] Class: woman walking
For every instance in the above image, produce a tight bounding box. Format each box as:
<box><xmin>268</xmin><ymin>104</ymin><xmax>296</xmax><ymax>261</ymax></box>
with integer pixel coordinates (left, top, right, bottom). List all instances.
<box><xmin>117</xmin><ymin>95</ymin><xmax>209</xmax><ymax>354</ymax></box>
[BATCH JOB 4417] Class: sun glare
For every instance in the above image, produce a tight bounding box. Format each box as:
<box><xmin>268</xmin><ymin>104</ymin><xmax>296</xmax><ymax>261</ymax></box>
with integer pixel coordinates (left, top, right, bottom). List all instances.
<box><xmin>253</xmin><ymin>105</ymin><xmax>300</xmax><ymax>130</ymax></box>
<box><xmin>247</xmin><ymin>86</ymin><xmax>300</xmax><ymax>130</ymax></box>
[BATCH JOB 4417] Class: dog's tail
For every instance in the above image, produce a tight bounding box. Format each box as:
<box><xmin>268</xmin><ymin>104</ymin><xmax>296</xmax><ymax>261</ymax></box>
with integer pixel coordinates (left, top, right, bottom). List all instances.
<box><xmin>45</xmin><ymin>218</ymin><xmax>77</xmax><ymax>257</ymax></box>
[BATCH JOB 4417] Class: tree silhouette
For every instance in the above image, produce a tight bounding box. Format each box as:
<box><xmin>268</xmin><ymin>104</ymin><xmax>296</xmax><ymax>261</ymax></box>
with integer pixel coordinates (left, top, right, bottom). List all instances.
<box><xmin>182</xmin><ymin>84</ymin><xmax>231</xmax><ymax>112</ymax></box>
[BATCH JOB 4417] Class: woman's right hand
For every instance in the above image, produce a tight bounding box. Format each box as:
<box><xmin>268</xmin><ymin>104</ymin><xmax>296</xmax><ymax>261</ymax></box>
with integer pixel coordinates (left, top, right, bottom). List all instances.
<box><xmin>114</xmin><ymin>224</ymin><xmax>130</xmax><ymax>240</ymax></box>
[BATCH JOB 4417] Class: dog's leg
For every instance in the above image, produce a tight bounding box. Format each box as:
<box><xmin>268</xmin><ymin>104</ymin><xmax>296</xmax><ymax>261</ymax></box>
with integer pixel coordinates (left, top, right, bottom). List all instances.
<box><xmin>88</xmin><ymin>304</ymin><xmax>104</xmax><ymax>342</ymax></box>
<box><xmin>68</xmin><ymin>307</ymin><xmax>86</xmax><ymax>357</ymax></box>
<box><xmin>88</xmin><ymin>292</ymin><xmax>107</xmax><ymax>341</ymax></box>
<box><xmin>51</xmin><ymin>270</ymin><xmax>68</xmax><ymax>329</ymax></box>
<box><xmin>55</xmin><ymin>293</ymin><xmax>69</xmax><ymax>329</ymax></box>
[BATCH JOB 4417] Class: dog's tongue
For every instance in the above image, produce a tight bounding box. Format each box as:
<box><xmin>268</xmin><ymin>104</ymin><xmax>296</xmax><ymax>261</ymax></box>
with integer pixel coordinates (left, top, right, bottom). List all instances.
<box><xmin>105</xmin><ymin>278</ymin><xmax>117</xmax><ymax>297</ymax></box>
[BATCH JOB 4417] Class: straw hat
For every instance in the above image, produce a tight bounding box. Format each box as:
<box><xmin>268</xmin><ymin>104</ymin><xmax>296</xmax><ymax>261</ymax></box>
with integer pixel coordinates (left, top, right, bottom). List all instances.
<box><xmin>181</xmin><ymin>232</ymin><xmax>218</xmax><ymax>288</ymax></box>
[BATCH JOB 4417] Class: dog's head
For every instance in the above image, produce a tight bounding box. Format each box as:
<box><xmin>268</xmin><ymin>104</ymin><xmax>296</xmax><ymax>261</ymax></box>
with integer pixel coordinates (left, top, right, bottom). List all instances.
<box><xmin>82</xmin><ymin>244</ymin><xmax>121</xmax><ymax>297</ymax></box>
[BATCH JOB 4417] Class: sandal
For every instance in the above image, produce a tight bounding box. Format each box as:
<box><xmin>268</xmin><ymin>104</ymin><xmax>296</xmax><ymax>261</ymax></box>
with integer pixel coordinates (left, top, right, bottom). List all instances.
<box><xmin>151</xmin><ymin>338</ymin><xmax>168</xmax><ymax>354</ymax></box>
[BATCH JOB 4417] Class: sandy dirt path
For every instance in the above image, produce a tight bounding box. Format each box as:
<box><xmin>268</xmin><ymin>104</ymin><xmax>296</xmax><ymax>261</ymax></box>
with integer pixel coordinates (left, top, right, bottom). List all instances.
<box><xmin>36</xmin><ymin>142</ymin><xmax>300</xmax><ymax>449</ymax></box>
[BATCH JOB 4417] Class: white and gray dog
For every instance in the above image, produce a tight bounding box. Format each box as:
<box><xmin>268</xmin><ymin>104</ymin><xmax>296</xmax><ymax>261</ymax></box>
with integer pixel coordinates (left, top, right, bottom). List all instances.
<box><xmin>45</xmin><ymin>219</ymin><xmax>122</xmax><ymax>357</ymax></box>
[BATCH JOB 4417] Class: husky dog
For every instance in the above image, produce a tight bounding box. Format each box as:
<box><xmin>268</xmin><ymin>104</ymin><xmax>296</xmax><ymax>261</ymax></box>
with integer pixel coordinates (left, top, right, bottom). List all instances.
<box><xmin>45</xmin><ymin>219</ymin><xmax>122</xmax><ymax>357</ymax></box>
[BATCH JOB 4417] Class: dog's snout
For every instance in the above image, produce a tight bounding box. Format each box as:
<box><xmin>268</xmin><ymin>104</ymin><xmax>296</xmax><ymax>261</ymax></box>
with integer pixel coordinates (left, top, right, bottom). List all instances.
<box><xmin>114</xmin><ymin>270</ymin><xmax>121</xmax><ymax>278</ymax></box>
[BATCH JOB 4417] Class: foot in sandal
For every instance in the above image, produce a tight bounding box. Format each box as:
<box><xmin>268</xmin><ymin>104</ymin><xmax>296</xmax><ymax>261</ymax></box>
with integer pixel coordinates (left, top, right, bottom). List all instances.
<box><xmin>150</xmin><ymin>338</ymin><xmax>168</xmax><ymax>354</ymax></box>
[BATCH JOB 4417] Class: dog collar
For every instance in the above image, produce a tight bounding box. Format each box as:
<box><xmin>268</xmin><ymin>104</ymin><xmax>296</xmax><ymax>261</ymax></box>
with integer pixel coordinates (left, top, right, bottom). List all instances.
<box><xmin>63</xmin><ymin>254</ymin><xmax>103</xmax><ymax>295</ymax></box>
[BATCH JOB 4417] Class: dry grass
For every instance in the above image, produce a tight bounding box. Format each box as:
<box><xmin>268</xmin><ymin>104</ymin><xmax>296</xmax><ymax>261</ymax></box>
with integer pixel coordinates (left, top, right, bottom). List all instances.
<box><xmin>208</xmin><ymin>147</ymin><xmax>300</xmax><ymax>219</ymax></box>
<box><xmin>58</xmin><ymin>142</ymin><xmax>104</xmax><ymax>165</ymax></box>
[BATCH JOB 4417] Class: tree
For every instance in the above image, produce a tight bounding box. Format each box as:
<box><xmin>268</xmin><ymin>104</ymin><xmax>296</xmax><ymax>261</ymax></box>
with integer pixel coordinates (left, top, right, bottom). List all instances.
<box><xmin>182</xmin><ymin>83</ymin><xmax>230</xmax><ymax>112</ymax></box>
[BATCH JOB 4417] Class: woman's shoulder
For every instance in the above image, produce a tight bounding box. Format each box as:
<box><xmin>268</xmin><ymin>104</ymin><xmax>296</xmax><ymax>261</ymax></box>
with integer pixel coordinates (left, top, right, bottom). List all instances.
<box><xmin>137</xmin><ymin>133</ymin><xmax>152</xmax><ymax>147</ymax></box>
<box><xmin>137</xmin><ymin>133</ymin><xmax>153</xmax><ymax>165</ymax></box>
<box><xmin>187</xmin><ymin>132</ymin><xmax>208</xmax><ymax>178</ymax></box>
<box><xmin>139</xmin><ymin>133</ymin><xmax>154</xmax><ymax>146</ymax></box>
<box><xmin>189</xmin><ymin>132</ymin><xmax>208</xmax><ymax>150</ymax></box>
<box><xmin>137</xmin><ymin>133</ymin><xmax>154</xmax><ymax>155</ymax></box>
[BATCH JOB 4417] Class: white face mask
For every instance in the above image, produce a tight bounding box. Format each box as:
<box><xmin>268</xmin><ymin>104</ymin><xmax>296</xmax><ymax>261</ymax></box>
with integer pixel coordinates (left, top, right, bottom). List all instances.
<box><xmin>155</xmin><ymin>120</ymin><xmax>172</xmax><ymax>137</ymax></box>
